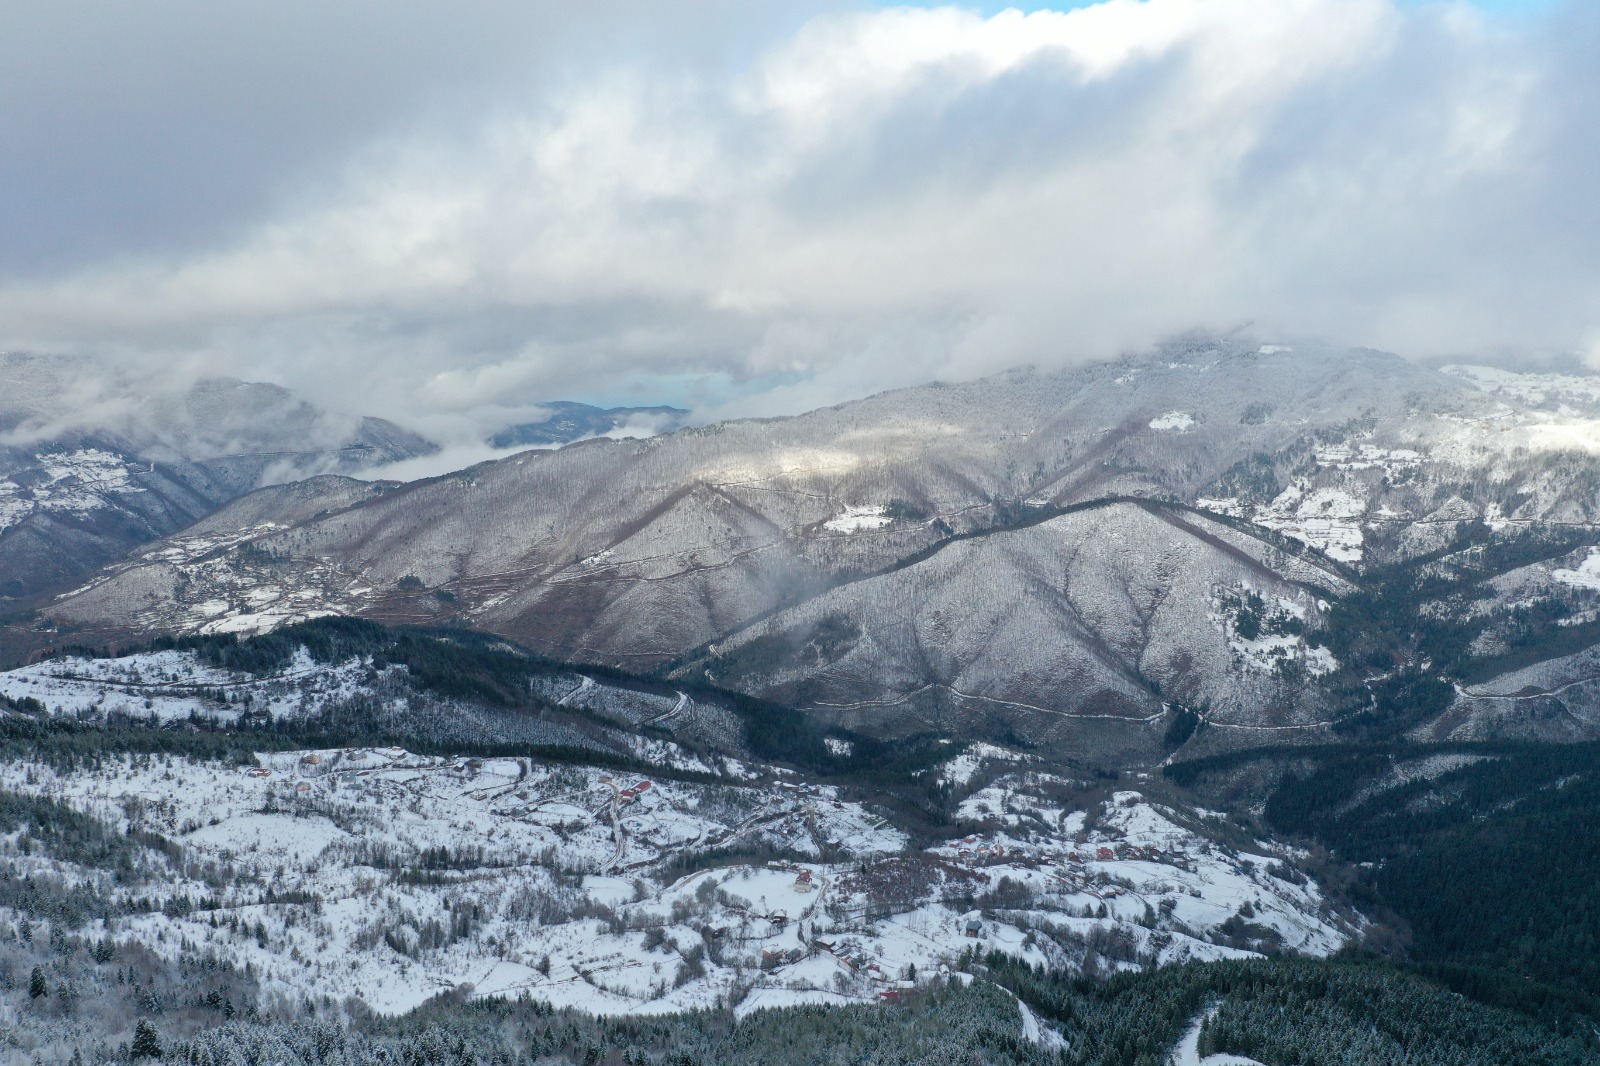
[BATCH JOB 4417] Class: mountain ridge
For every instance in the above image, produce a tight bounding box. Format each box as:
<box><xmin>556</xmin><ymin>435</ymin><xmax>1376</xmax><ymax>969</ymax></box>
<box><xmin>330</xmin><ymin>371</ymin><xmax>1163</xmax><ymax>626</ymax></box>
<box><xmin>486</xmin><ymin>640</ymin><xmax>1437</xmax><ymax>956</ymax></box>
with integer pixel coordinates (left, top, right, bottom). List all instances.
<box><xmin>0</xmin><ymin>352</ymin><xmax>436</xmax><ymax>607</ymax></box>
<box><xmin>22</xmin><ymin>340</ymin><xmax>1600</xmax><ymax>760</ymax></box>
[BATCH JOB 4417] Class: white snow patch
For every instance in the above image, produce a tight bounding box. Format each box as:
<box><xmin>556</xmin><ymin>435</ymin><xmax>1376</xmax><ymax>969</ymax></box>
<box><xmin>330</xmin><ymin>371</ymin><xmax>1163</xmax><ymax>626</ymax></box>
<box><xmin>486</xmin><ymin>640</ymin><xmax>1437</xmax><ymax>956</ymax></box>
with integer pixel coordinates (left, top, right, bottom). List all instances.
<box><xmin>1170</xmin><ymin>1006</ymin><xmax>1265</xmax><ymax>1065</ymax></box>
<box><xmin>1255</xmin><ymin>483</ymin><xmax>1365</xmax><ymax>562</ymax></box>
<box><xmin>939</xmin><ymin>742</ymin><xmax>1029</xmax><ymax>787</ymax></box>
<box><xmin>1015</xmin><ymin>994</ymin><xmax>1069</xmax><ymax>1050</ymax></box>
<box><xmin>823</xmin><ymin>505</ymin><xmax>892</xmax><ymax>533</ymax></box>
<box><xmin>1149</xmin><ymin>411</ymin><xmax>1195</xmax><ymax>431</ymax></box>
<box><xmin>1552</xmin><ymin>547</ymin><xmax>1600</xmax><ymax>591</ymax></box>
<box><xmin>735</xmin><ymin>986</ymin><xmax>857</xmax><ymax>1018</ymax></box>
<box><xmin>1195</xmin><ymin>497</ymin><xmax>1245</xmax><ymax>517</ymax></box>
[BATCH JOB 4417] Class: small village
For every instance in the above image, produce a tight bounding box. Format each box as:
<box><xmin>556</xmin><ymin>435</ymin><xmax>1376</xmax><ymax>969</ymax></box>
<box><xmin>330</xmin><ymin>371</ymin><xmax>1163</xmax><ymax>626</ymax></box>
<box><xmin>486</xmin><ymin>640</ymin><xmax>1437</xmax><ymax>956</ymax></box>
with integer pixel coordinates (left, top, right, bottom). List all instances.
<box><xmin>0</xmin><ymin>735</ymin><xmax>1348</xmax><ymax>1019</ymax></box>
<box><xmin>0</xmin><ymin>634</ymin><xmax>1352</xmax><ymax>1024</ymax></box>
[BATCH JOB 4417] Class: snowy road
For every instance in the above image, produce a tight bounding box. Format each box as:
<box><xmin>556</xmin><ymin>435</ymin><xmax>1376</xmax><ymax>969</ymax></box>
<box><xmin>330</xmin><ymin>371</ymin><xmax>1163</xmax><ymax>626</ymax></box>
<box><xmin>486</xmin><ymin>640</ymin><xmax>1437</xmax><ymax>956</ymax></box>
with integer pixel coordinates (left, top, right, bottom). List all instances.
<box><xmin>1168</xmin><ymin>1007</ymin><xmax>1265</xmax><ymax>1066</ymax></box>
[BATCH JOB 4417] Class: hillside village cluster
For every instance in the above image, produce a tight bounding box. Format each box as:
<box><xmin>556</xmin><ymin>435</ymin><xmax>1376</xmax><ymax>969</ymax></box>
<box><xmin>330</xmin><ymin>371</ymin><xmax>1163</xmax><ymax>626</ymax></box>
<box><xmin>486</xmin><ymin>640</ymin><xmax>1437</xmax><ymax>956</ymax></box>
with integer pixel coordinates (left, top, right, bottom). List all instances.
<box><xmin>0</xmin><ymin>700</ymin><xmax>1349</xmax><ymax>1023</ymax></box>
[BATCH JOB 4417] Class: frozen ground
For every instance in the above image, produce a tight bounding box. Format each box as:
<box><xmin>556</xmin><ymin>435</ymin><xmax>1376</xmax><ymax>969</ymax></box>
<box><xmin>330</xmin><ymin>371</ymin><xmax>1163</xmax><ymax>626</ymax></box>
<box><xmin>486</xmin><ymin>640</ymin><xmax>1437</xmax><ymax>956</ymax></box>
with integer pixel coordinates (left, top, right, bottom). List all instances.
<box><xmin>0</xmin><ymin>740</ymin><xmax>1353</xmax><ymax>1020</ymax></box>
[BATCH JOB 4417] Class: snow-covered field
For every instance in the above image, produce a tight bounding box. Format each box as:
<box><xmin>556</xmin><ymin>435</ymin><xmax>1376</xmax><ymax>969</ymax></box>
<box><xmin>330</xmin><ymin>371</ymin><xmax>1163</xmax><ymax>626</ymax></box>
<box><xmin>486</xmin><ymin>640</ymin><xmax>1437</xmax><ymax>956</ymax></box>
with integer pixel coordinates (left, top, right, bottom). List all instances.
<box><xmin>0</xmin><ymin>649</ymin><xmax>377</xmax><ymax>722</ymax></box>
<box><xmin>938</xmin><ymin>741</ymin><xmax>1032</xmax><ymax>787</ymax></box>
<box><xmin>0</xmin><ymin>733</ymin><xmax>1353</xmax><ymax>1021</ymax></box>
<box><xmin>823</xmin><ymin>506</ymin><xmax>892</xmax><ymax>533</ymax></box>
<box><xmin>0</xmin><ymin>448</ymin><xmax>145</xmax><ymax>533</ymax></box>
<box><xmin>1551</xmin><ymin>547</ymin><xmax>1600</xmax><ymax>592</ymax></box>
<box><xmin>0</xmin><ymin>744</ymin><xmax>903</xmax><ymax>1015</ymax></box>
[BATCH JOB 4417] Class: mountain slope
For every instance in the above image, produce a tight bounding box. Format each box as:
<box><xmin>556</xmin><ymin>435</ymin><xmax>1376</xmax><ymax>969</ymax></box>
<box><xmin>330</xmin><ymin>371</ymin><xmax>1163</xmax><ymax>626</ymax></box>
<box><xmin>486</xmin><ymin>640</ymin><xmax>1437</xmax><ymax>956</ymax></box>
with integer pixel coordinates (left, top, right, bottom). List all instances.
<box><xmin>0</xmin><ymin>353</ymin><xmax>435</xmax><ymax>605</ymax></box>
<box><xmin>32</xmin><ymin>340</ymin><xmax>1600</xmax><ymax>754</ymax></box>
<box><xmin>691</xmin><ymin>499</ymin><xmax>1350</xmax><ymax>757</ymax></box>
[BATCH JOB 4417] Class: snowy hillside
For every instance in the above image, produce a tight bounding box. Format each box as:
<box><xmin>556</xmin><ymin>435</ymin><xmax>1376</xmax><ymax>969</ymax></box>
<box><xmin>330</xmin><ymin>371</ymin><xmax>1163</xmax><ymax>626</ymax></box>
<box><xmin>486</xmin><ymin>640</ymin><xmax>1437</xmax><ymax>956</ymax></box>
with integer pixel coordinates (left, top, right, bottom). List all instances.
<box><xmin>32</xmin><ymin>342</ymin><xmax>1447</xmax><ymax>656</ymax></box>
<box><xmin>0</xmin><ymin>353</ymin><xmax>434</xmax><ymax>610</ymax></box>
<box><xmin>695</xmin><ymin>500</ymin><xmax>1348</xmax><ymax>754</ymax></box>
<box><xmin>25</xmin><ymin>340</ymin><xmax>1600</xmax><ymax>753</ymax></box>
<box><xmin>0</xmin><ymin>631</ymin><xmax>767</xmax><ymax>776</ymax></box>
<box><xmin>0</xmin><ymin>622</ymin><xmax>1583</xmax><ymax>1065</ymax></box>
<box><xmin>0</xmin><ymin>651</ymin><xmax>1354</xmax><ymax>1021</ymax></box>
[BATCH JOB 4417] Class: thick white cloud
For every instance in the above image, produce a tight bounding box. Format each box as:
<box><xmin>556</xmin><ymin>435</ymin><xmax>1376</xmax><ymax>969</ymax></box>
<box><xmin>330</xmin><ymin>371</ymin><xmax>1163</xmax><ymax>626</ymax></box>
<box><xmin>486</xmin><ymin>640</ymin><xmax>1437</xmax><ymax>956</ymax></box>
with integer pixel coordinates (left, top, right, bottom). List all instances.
<box><xmin>0</xmin><ymin>0</ymin><xmax>1594</xmax><ymax>443</ymax></box>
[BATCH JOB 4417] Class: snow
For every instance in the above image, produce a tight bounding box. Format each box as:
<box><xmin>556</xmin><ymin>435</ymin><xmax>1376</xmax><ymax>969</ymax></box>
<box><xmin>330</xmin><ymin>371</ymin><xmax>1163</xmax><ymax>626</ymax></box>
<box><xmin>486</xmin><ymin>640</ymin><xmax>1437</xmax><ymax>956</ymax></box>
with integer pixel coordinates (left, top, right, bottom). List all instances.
<box><xmin>1170</xmin><ymin>1007</ymin><xmax>1265</xmax><ymax>1066</ymax></box>
<box><xmin>1524</xmin><ymin>420</ymin><xmax>1600</xmax><ymax>454</ymax></box>
<box><xmin>582</xmin><ymin>875</ymin><xmax>638</xmax><ymax>906</ymax></box>
<box><xmin>1149</xmin><ymin>411</ymin><xmax>1195</xmax><ymax>431</ymax></box>
<box><xmin>939</xmin><ymin>742</ymin><xmax>1029</xmax><ymax>786</ymax></box>
<box><xmin>1551</xmin><ymin>547</ymin><xmax>1600</xmax><ymax>591</ymax></box>
<box><xmin>1211</xmin><ymin>587</ymin><xmax>1337</xmax><ymax>678</ymax></box>
<box><xmin>55</xmin><ymin>521</ymin><xmax>381</xmax><ymax>638</ymax></box>
<box><xmin>933</xmin><ymin>786</ymin><xmax>1350</xmax><ymax>960</ymax></box>
<box><xmin>823</xmin><ymin>505</ymin><xmax>892</xmax><ymax>533</ymax></box>
<box><xmin>735</xmin><ymin>986</ymin><xmax>858</xmax><ymax>1018</ymax></box>
<box><xmin>0</xmin><ymin>448</ymin><xmax>143</xmax><ymax>532</ymax></box>
<box><xmin>1226</xmin><ymin>630</ymin><xmax>1336</xmax><ymax>677</ymax></box>
<box><xmin>0</xmin><ymin>736</ymin><xmax>1353</xmax><ymax>1022</ymax></box>
<box><xmin>712</xmin><ymin>500</ymin><xmax>1352</xmax><ymax>734</ymax></box>
<box><xmin>1313</xmin><ymin>443</ymin><xmax>1421</xmax><ymax>471</ymax></box>
<box><xmin>0</xmin><ymin>748</ymin><xmax>887</xmax><ymax>1016</ymax></box>
<box><xmin>1014</xmin><ymin>994</ymin><xmax>1069</xmax><ymax>1050</ymax></box>
<box><xmin>0</xmin><ymin>649</ymin><xmax>383</xmax><ymax>722</ymax></box>
<box><xmin>1195</xmin><ymin>497</ymin><xmax>1244</xmax><ymax>517</ymax></box>
<box><xmin>1444</xmin><ymin>364</ymin><xmax>1600</xmax><ymax>407</ymax></box>
<box><xmin>1254</xmin><ymin>484</ymin><xmax>1366</xmax><ymax>562</ymax></box>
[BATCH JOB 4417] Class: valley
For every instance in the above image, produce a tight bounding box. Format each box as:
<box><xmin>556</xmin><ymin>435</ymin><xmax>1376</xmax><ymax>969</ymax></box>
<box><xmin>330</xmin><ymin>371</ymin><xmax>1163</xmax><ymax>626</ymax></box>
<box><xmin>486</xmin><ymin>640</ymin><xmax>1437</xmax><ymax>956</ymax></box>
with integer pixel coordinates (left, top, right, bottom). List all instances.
<box><xmin>3</xmin><ymin>345</ymin><xmax>1600</xmax><ymax>1063</ymax></box>
<box><xmin>8</xmin><ymin>0</ymin><xmax>1598</xmax><ymax>1056</ymax></box>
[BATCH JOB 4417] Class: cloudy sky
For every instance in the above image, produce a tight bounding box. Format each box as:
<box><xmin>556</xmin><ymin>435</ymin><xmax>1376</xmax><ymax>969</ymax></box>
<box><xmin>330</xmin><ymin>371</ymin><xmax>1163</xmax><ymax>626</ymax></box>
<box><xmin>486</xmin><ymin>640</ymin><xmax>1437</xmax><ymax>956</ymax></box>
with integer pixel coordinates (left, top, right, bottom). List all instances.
<box><xmin>1</xmin><ymin>0</ymin><xmax>1594</xmax><ymax>451</ymax></box>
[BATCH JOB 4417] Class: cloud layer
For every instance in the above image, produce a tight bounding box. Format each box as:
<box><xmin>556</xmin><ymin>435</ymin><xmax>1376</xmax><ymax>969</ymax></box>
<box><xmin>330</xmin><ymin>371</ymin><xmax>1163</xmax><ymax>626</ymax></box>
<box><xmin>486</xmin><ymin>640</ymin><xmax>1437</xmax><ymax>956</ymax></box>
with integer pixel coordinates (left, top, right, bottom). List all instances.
<box><xmin>1</xmin><ymin>0</ymin><xmax>1595</xmax><ymax>444</ymax></box>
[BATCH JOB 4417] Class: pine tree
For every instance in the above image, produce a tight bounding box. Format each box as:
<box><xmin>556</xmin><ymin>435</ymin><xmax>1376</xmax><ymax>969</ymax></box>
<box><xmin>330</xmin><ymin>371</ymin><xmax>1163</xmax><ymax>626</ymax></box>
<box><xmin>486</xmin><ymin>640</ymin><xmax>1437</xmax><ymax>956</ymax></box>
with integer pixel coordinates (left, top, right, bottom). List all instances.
<box><xmin>131</xmin><ymin>1019</ymin><xmax>163</xmax><ymax>1059</ymax></box>
<box><xmin>28</xmin><ymin>966</ymin><xmax>45</xmax><ymax>999</ymax></box>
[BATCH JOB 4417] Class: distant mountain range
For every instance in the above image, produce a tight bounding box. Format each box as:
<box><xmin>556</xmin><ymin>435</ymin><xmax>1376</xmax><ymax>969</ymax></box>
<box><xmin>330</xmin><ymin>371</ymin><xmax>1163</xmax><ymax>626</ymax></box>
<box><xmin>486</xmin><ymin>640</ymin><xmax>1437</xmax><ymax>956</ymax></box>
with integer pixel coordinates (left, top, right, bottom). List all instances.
<box><xmin>0</xmin><ymin>352</ymin><xmax>436</xmax><ymax>606</ymax></box>
<box><xmin>22</xmin><ymin>339</ymin><xmax>1600</xmax><ymax>764</ymax></box>
<box><xmin>489</xmin><ymin>401</ymin><xmax>688</xmax><ymax>448</ymax></box>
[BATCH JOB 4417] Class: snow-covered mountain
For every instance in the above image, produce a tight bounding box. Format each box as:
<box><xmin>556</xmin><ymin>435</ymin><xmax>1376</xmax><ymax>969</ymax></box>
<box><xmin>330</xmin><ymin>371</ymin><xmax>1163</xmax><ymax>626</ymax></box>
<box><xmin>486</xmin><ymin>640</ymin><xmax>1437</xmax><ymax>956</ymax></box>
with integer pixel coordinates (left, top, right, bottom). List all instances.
<box><xmin>489</xmin><ymin>401</ymin><xmax>689</xmax><ymax>448</ymax></box>
<box><xmin>0</xmin><ymin>352</ymin><xmax>434</xmax><ymax>607</ymax></box>
<box><xmin>693</xmin><ymin>499</ymin><xmax>1349</xmax><ymax>762</ymax></box>
<box><xmin>28</xmin><ymin>339</ymin><xmax>1600</xmax><ymax>755</ymax></box>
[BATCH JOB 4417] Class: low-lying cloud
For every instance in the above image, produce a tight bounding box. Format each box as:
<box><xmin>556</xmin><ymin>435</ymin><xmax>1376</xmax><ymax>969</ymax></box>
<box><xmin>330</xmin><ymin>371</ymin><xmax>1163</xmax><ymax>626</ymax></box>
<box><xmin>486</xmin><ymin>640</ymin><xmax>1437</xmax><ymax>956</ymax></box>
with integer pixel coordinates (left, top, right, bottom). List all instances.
<box><xmin>2</xmin><ymin>0</ymin><xmax>1596</xmax><ymax>448</ymax></box>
